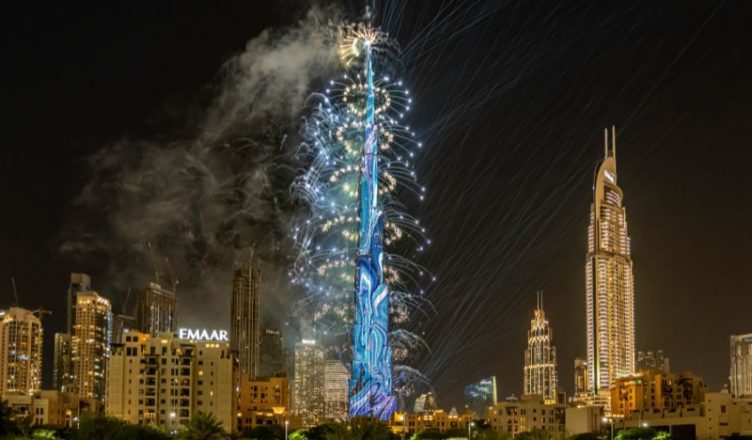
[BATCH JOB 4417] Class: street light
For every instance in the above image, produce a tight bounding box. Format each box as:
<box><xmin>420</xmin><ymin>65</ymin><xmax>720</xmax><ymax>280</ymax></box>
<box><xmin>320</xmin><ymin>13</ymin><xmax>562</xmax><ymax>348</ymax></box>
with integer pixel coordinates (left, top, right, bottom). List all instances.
<box><xmin>285</xmin><ymin>419</ymin><xmax>289</xmax><ymax>440</ymax></box>
<box><xmin>641</xmin><ymin>421</ymin><xmax>649</xmax><ymax>428</ymax></box>
<box><xmin>468</xmin><ymin>421</ymin><xmax>475</xmax><ymax>440</ymax></box>
<box><xmin>602</xmin><ymin>417</ymin><xmax>613</xmax><ymax>440</ymax></box>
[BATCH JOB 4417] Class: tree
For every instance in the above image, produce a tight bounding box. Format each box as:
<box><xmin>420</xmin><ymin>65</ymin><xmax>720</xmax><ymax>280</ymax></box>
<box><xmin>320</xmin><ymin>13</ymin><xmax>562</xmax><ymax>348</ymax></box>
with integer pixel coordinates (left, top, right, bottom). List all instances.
<box><xmin>568</xmin><ymin>433</ymin><xmax>601</xmax><ymax>440</ymax></box>
<box><xmin>475</xmin><ymin>428</ymin><xmax>513</xmax><ymax>440</ymax></box>
<box><xmin>245</xmin><ymin>425</ymin><xmax>285</xmax><ymax>440</ymax></box>
<box><xmin>614</xmin><ymin>428</ymin><xmax>670</xmax><ymax>440</ymax></box>
<box><xmin>323</xmin><ymin>422</ymin><xmax>352</xmax><ymax>440</ymax></box>
<box><xmin>413</xmin><ymin>428</ymin><xmax>447</xmax><ymax>440</ymax></box>
<box><xmin>0</xmin><ymin>400</ymin><xmax>19</xmax><ymax>438</ymax></box>
<box><xmin>179</xmin><ymin>412</ymin><xmax>228</xmax><ymax>440</ymax></box>
<box><xmin>516</xmin><ymin>429</ymin><xmax>555</xmax><ymax>440</ymax></box>
<box><xmin>349</xmin><ymin>418</ymin><xmax>397</xmax><ymax>440</ymax></box>
<box><xmin>72</xmin><ymin>415</ymin><xmax>169</xmax><ymax>440</ymax></box>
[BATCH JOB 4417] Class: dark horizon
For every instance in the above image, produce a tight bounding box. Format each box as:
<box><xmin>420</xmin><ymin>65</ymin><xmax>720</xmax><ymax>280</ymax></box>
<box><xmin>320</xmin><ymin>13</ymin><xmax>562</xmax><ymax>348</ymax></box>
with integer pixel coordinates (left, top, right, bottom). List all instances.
<box><xmin>2</xmin><ymin>1</ymin><xmax>752</xmax><ymax>409</ymax></box>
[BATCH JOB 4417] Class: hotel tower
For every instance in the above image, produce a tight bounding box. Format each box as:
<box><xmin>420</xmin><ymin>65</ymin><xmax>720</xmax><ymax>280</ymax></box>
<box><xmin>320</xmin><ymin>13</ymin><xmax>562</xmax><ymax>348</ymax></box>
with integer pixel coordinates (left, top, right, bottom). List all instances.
<box><xmin>585</xmin><ymin>127</ymin><xmax>635</xmax><ymax>405</ymax></box>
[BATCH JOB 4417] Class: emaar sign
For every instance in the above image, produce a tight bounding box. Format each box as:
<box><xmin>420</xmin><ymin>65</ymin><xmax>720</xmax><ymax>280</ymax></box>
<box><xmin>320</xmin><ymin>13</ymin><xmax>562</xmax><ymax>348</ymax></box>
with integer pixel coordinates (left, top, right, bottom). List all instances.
<box><xmin>178</xmin><ymin>328</ymin><xmax>229</xmax><ymax>342</ymax></box>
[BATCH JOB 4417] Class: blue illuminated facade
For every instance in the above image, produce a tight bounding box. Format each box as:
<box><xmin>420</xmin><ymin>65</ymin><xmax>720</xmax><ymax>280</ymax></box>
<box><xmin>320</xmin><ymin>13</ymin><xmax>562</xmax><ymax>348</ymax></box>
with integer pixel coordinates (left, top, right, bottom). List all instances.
<box><xmin>349</xmin><ymin>43</ymin><xmax>397</xmax><ymax>420</ymax></box>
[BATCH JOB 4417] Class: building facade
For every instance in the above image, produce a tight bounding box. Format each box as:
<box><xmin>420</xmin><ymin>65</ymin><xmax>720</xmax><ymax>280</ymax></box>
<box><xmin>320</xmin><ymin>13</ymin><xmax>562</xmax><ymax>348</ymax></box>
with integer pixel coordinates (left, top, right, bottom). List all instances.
<box><xmin>135</xmin><ymin>282</ymin><xmax>176</xmax><ymax>336</ymax></box>
<box><xmin>585</xmin><ymin>127</ymin><xmax>635</xmax><ymax>404</ymax></box>
<box><xmin>237</xmin><ymin>375</ymin><xmax>290</xmax><ymax>432</ymax></box>
<box><xmin>231</xmin><ymin>259</ymin><xmax>260</xmax><ymax>380</ymax></box>
<box><xmin>71</xmin><ymin>291</ymin><xmax>112</xmax><ymax>401</ymax></box>
<box><xmin>66</xmin><ymin>273</ymin><xmax>91</xmax><ymax>334</ymax></box>
<box><xmin>293</xmin><ymin>340</ymin><xmax>324</xmax><ymax>426</ymax></box>
<box><xmin>573</xmin><ymin>358</ymin><xmax>589</xmax><ymax>402</ymax></box>
<box><xmin>52</xmin><ymin>332</ymin><xmax>72</xmax><ymax>393</ymax></box>
<box><xmin>610</xmin><ymin>369</ymin><xmax>706</xmax><ymax>419</ymax></box>
<box><xmin>391</xmin><ymin>408</ymin><xmax>474</xmax><ymax>437</ymax></box>
<box><xmin>638</xmin><ymin>350</ymin><xmax>670</xmax><ymax>373</ymax></box>
<box><xmin>323</xmin><ymin>360</ymin><xmax>349</xmax><ymax>421</ymax></box>
<box><xmin>730</xmin><ymin>333</ymin><xmax>752</xmax><ymax>398</ymax></box>
<box><xmin>523</xmin><ymin>293</ymin><xmax>558</xmax><ymax>404</ymax></box>
<box><xmin>486</xmin><ymin>395</ymin><xmax>565</xmax><ymax>437</ymax></box>
<box><xmin>464</xmin><ymin>376</ymin><xmax>497</xmax><ymax>418</ymax></box>
<box><xmin>259</xmin><ymin>328</ymin><xmax>285</xmax><ymax>379</ymax></box>
<box><xmin>106</xmin><ymin>331</ymin><xmax>236</xmax><ymax>432</ymax></box>
<box><xmin>0</xmin><ymin>307</ymin><xmax>43</xmax><ymax>396</ymax></box>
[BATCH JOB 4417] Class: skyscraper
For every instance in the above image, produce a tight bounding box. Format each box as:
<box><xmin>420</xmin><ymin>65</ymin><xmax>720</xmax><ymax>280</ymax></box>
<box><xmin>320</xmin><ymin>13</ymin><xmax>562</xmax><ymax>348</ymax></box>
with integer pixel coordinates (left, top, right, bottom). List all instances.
<box><xmin>464</xmin><ymin>376</ymin><xmax>497</xmax><ymax>418</ymax></box>
<box><xmin>730</xmin><ymin>333</ymin><xmax>752</xmax><ymax>398</ymax></box>
<box><xmin>293</xmin><ymin>340</ymin><xmax>324</xmax><ymax>426</ymax></box>
<box><xmin>135</xmin><ymin>282</ymin><xmax>176</xmax><ymax>336</ymax></box>
<box><xmin>67</xmin><ymin>273</ymin><xmax>91</xmax><ymax>334</ymax></box>
<box><xmin>0</xmin><ymin>307</ymin><xmax>43</xmax><ymax>396</ymax></box>
<box><xmin>71</xmin><ymin>291</ymin><xmax>112</xmax><ymax>401</ymax></box>
<box><xmin>573</xmin><ymin>358</ymin><xmax>589</xmax><ymax>401</ymax></box>
<box><xmin>523</xmin><ymin>293</ymin><xmax>558</xmax><ymax>404</ymax></box>
<box><xmin>585</xmin><ymin>127</ymin><xmax>635</xmax><ymax>403</ymax></box>
<box><xmin>52</xmin><ymin>332</ymin><xmax>72</xmax><ymax>392</ymax></box>
<box><xmin>231</xmin><ymin>258</ymin><xmax>260</xmax><ymax>380</ymax></box>
<box><xmin>259</xmin><ymin>327</ymin><xmax>285</xmax><ymax>378</ymax></box>
<box><xmin>323</xmin><ymin>360</ymin><xmax>349</xmax><ymax>421</ymax></box>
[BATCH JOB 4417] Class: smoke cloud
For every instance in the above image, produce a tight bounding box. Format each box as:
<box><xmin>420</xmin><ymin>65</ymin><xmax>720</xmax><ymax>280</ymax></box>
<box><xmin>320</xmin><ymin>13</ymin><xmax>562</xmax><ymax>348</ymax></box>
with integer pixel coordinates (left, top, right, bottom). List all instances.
<box><xmin>60</xmin><ymin>8</ymin><xmax>342</xmax><ymax>331</ymax></box>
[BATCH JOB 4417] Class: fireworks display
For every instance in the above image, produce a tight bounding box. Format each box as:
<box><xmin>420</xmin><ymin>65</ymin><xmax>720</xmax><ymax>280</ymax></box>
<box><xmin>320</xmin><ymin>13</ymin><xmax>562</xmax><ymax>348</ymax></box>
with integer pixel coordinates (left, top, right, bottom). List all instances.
<box><xmin>290</xmin><ymin>23</ymin><xmax>430</xmax><ymax>415</ymax></box>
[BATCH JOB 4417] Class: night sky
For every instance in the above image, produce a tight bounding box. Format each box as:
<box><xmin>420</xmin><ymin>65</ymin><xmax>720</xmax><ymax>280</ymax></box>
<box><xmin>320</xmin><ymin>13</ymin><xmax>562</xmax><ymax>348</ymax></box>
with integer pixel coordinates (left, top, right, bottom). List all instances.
<box><xmin>2</xmin><ymin>1</ymin><xmax>752</xmax><ymax>408</ymax></box>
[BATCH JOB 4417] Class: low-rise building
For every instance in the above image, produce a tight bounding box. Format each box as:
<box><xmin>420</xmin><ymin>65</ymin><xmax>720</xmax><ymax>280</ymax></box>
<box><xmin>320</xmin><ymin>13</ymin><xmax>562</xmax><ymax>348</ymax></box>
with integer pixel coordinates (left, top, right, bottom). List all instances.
<box><xmin>486</xmin><ymin>395</ymin><xmax>565</xmax><ymax>436</ymax></box>
<box><xmin>392</xmin><ymin>408</ymin><xmax>474</xmax><ymax>436</ymax></box>
<box><xmin>611</xmin><ymin>369</ymin><xmax>706</xmax><ymax>419</ymax></box>
<box><xmin>565</xmin><ymin>405</ymin><xmax>604</xmax><ymax>436</ymax></box>
<box><xmin>4</xmin><ymin>390</ymin><xmax>77</xmax><ymax>428</ymax></box>
<box><xmin>106</xmin><ymin>331</ymin><xmax>236</xmax><ymax>433</ymax></box>
<box><xmin>615</xmin><ymin>391</ymin><xmax>752</xmax><ymax>440</ymax></box>
<box><xmin>237</xmin><ymin>375</ymin><xmax>290</xmax><ymax>432</ymax></box>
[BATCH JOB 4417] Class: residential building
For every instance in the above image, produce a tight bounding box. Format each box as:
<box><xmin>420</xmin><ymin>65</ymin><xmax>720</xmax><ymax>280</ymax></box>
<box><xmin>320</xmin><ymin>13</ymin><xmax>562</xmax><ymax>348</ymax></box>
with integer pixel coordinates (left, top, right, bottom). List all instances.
<box><xmin>0</xmin><ymin>307</ymin><xmax>43</xmax><ymax>396</ymax></box>
<box><xmin>730</xmin><ymin>333</ymin><xmax>752</xmax><ymax>398</ymax></box>
<box><xmin>391</xmin><ymin>408</ymin><xmax>474</xmax><ymax>437</ymax></box>
<box><xmin>610</xmin><ymin>369</ymin><xmax>706</xmax><ymax>419</ymax></box>
<box><xmin>486</xmin><ymin>395</ymin><xmax>565</xmax><ymax>436</ymax></box>
<box><xmin>4</xmin><ymin>390</ymin><xmax>77</xmax><ymax>428</ymax></box>
<box><xmin>52</xmin><ymin>332</ymin><xmax>72</xmax><ymax>392</ymax></box>
<box><xmin>106</xmin><ymin>331</ymin><xmax>236</xmax><ymax>432</ymax></box>
<box><xmin>237</xmin><ymin>375</ymin><xmax>290</xmax><ymax>432</ymax></box>
<box><xmin>71</xmin><ymin>291</ymin><xmax>112</xmax><ymax>401</ymax></box>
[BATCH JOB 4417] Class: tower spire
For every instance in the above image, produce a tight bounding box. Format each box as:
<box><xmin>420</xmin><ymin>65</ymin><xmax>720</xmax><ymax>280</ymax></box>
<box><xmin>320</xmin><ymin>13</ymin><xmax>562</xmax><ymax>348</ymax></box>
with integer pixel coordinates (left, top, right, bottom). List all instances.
<box><xmin>611</xmin><ymin>125</ymin><xmax>617</xmax><ymax>162</ymax></box>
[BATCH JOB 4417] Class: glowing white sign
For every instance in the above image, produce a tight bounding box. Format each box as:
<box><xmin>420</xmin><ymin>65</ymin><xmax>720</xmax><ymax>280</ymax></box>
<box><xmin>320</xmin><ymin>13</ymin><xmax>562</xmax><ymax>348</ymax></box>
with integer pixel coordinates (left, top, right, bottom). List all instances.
<box><xmin>178</xmin><ymin>328</ymin><xmax>229</xmax><ymax>342</ymax></box>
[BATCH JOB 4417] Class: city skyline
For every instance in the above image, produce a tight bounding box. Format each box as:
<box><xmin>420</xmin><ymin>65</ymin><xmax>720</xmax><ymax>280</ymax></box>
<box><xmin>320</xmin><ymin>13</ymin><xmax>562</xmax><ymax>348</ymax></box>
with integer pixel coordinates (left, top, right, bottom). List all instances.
<box><xmin>2</xmin><ymin>1</ymin><xmax>752</xmax><ymax>410</ymax></box>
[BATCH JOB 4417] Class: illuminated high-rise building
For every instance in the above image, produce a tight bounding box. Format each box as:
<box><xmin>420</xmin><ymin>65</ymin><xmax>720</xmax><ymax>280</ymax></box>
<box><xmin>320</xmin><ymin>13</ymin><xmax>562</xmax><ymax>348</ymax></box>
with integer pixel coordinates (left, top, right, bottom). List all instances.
<box><xmin>464</xmin><ymin>377</ymin><xmax>497</xmax><ymax>418</ymax></box>
<box><xmin>637</xmin><ymin>350</ymin><xmax>670</xmax><ymax>373</ymax></box>
<box><xmin>323</xmin><ymin>360</ymin><xmax>349</xmax><ymax>421</ymax></box>
<box><xmin>573</xmin><ymin>358</ymin><xmax>589</xmax><ymax>400</ymax></box>
<box><xmin>71</xmin><ymin>291</ymin><xmax>112</xmax><ymax>401</ymax></box>
<box><xmin>730</xmin><ymin>333</ymin><xmax>752</xmax><ymax>398</ymax></box>
<box><xmin>52</xmin><ymin>332</ymin><xmax>73</xmax><ymax>392</ymax></box>
<box><xmin>293</xmin><ymin>340</ymin><xmax>324</xmax><ymax>426</ymax></box>
<box><xmin>0</xmin><ymin>307</ymin><xmax>43</xmax><ymax>396</ymax></box>
<box><xmin>414</xmin><ymin>392</ymin><xmax>438</xmax><ymax>414</ymax></box>
<box><xmin>135</xmin><ymin>282</ymin><xmax>176</xmax><ymax>336</ymax></box>
<box><xmin>66</xmin><ymin>273</ymin><xmax>91</xmax><ymax>334</ymax></box>
<box><xmin>259</xmin><ymin>328</ymin><xmax>285</xmax><ymax>378</ymax></box>
<box><xmin>523</xmin><ymin>293</ymin><xmax>558</xmax><ymax>404</ymax></box>
<box><xmin>585</xmin><ymin>127</ymin><xmax>635</xmax><ymax>403</ymax></box>
<box><xmin>231</xmin><ymin>258</ymin><xmax>260</xmax><ymax>380</ymax></box>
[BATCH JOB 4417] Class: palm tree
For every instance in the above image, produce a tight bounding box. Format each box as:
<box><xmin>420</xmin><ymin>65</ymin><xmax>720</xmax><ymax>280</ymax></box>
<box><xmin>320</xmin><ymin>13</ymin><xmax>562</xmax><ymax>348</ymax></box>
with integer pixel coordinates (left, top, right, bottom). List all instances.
<box><xmin>179</xmin><ymin>412</ymin><xmax>228</xmax><ymax>440</ymax></box>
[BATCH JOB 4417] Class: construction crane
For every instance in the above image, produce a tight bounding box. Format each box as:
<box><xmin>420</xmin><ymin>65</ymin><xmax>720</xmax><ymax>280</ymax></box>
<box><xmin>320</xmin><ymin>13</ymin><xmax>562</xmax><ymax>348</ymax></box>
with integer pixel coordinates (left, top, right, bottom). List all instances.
<box><xmin>122</xmin><ymin>287</ymin><xmax>132</xmax><ymax>315</ymax></box>
<box><xmin>147</xmin><ymin>240</ymin><xmax>161</xmax><ymax>284</ymax></box>
<box><xmin>163</xmin><ymin>257</ymin><xmax>179</xmax><ymax>293</ymax></box>
<box><xmin>10</xmin><ymin>277</ymin><xmax>19</xmax><ymax>306</ymax></box>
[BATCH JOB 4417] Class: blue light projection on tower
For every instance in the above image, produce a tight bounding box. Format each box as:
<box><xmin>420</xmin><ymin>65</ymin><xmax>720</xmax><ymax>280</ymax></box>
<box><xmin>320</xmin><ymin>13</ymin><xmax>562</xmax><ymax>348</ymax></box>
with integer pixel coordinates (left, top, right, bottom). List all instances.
<box><xmin>349</xmin><ymin>38</ymin><xmax>397</xmax><ymax>419</ymax></box>
<box><xmin>290</xmin><ymin>23</ymin><xmax>431</xmax><ymax>421</ymax></box>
